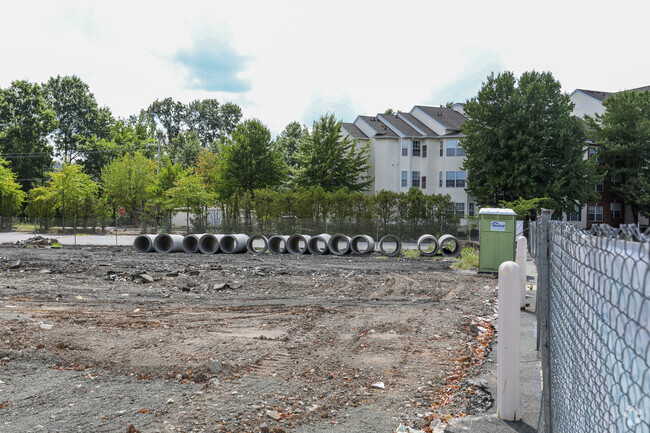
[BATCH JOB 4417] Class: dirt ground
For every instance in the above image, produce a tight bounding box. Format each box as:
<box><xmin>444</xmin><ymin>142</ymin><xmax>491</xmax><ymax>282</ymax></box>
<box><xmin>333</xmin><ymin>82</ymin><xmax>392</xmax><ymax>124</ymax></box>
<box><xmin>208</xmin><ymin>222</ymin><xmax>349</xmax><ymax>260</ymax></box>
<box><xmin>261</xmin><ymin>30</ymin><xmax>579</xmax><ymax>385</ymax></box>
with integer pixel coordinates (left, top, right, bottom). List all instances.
<box><xmin>0</xmin><ymin>242</ymin><xmax>498</xmax><ymax>433</ymax></box>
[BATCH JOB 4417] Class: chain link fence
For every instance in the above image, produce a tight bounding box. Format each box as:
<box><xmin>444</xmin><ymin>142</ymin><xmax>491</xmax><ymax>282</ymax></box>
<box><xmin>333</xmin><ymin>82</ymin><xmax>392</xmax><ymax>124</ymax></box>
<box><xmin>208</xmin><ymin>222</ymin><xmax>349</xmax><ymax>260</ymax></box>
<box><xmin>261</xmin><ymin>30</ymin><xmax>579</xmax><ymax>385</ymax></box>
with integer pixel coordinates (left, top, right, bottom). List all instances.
<box><xmin>531</xmin><ymin>212</ymin><xmax>649</xmax><ymax>432</ymax></box>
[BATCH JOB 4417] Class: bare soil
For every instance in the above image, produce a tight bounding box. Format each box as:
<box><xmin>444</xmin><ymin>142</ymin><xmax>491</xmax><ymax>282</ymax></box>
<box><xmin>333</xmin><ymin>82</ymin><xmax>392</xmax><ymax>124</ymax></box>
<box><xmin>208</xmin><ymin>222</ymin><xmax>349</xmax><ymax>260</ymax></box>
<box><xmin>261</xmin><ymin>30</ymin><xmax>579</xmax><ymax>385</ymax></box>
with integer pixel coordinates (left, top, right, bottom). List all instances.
<box><xmin>0</xmin><ymin>244</ymin><xmax>497</xmax><ymax>433</ymax></box>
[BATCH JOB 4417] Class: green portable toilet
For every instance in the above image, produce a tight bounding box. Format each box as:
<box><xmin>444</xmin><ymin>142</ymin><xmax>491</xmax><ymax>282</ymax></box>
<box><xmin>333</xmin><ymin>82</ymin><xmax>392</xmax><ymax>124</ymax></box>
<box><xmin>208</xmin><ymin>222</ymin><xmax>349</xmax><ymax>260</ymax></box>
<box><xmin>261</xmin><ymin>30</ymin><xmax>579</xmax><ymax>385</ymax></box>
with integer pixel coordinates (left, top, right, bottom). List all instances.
<box><xmin>478</xmin><ymin>208</ymin><xmax>517</xmax><ymax>272</ymax></box>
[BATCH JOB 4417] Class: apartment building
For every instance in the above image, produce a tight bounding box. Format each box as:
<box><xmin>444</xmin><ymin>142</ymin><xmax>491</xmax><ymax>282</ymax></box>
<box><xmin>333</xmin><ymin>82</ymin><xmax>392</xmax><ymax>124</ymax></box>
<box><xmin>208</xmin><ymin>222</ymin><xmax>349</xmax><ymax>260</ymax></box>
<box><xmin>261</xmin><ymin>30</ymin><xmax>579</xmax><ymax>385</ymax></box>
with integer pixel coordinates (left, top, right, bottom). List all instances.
<box><xmin>569</xmin><ymin>86</ymin><xmax>650</xmax><ymax>229</ymax></box>
<box><xmin>342</xmin><ymin>105</ymin><xmax>476</xmax><ymax>222</ymax></box>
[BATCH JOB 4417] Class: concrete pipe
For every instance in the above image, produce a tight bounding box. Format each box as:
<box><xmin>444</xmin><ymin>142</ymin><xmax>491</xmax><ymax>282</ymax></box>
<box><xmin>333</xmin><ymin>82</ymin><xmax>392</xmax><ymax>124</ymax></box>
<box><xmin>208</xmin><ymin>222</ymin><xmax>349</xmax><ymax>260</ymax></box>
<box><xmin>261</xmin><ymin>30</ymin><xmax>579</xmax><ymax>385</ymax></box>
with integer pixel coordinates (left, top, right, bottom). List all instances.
<box><xmin>154</xmin><ymin>234</ymin><xmax>185</xmax><ymax>253</ymax></box>
<box><xmin>350</xmin><ymin>235</ymin><xmax>375</xmax><ymax>254</ymax></box>
<box><xmin>220</xmin><ymin>234</ymin><xmax>249</xmax><ymax>254</ymax></box>
<box><xmin>133</xmin><ymin>234</ymin><xmax>157</xmax><ymax>253</ymax></box>
<box><xmin>268</xmin><ymin>235</ymin><xmax>289</xmax><ymax>254</ymax></box>
<box><xmin>328</xmin><ymin>233</ymin><xmax>351</xmax><ymax>256</ymax></box>
<box><xmin>246</xmin><ymin>234</ymin><xmax>268</xmax><ymax>254</ymax></box>
<box><xmin>308</xmin><ymin>233</ymin><xmax>332</xmax><ymax>255</ymax></box>
<box><xmin>438</xmin><ymin>234</ymin><xmax>461</xmax><ymax>257</ymax></box>
<box><xmin>198</xmin><ymin>234</ymin><xmax>224</xmax><ymax>254</ymax></box>
<box><xmin>182</xmin><ymin>234</ymin><xmax>207</xmax><ymax>253</ymax></box>
<box><xmin>287</xmin><ymin>234</ymin><xmax>312</xmax><ymax>255</ymax></box>
<box><xmin>417</xmin><ymin>234</ymin><xmax>439</xmax><ymax>257</ymax></box>
<box><xmin>379</xmin><ymin>234</ymin><xmax>402</xmax><ymax>257</ymax></box>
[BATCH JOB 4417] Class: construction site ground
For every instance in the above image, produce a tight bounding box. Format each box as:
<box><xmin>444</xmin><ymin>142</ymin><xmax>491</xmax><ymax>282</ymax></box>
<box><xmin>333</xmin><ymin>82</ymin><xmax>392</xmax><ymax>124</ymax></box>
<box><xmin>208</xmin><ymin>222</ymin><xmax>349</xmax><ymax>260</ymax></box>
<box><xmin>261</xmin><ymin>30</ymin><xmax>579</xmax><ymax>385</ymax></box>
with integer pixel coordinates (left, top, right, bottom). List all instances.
<box><xmin>0</xmin><ymin>241</ymin><xmax>499</xmax><ymax>433</ymax></box>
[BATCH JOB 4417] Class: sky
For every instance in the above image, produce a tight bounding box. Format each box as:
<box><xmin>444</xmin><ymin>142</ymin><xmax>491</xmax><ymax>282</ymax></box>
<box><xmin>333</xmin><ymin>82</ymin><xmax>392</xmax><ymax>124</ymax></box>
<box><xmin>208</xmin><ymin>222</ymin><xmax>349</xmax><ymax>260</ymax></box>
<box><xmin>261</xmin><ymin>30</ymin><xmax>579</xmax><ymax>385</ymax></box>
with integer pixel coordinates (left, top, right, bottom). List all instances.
<box><xmin>1</xmin><ymin>0</ymin><xmax>648</xmax><ymax>136</ymax></box>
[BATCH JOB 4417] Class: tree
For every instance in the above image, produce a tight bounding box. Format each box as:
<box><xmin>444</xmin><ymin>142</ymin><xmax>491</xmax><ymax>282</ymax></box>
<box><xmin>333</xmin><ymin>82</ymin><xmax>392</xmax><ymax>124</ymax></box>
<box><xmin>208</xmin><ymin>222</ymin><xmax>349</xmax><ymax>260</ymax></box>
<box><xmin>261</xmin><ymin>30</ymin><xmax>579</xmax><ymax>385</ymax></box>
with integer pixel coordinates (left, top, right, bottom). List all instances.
<box><xmin>217</xmin><ymin>119</ymin><xmax>285</xmax><ymax>197</ymax></box>
<box><xmin>275</xmin><ymin>121</ymin><xmax>307</xmax><ymax>167</ymax></box>
<box><xmin>101</xmin><ymin>153</ymin><xmax>156</xmax><ymax>219</ymax></box>
<box><xmin>45</xmin><ymin>163</ymin><xmax>99</xmax><ymax>226</ymax></box>
<box><xmin>44</xmin><ymin>75</ymin><xmax>113</xmax><ymax>163</ymax></box>
<box><xmin>147</xmin><ymin>97</ymin><xmax>186</xmax><ymax>146</ymax></box>
<box><xmin>291</xmin><ymin>113</ymin><xmax>372</xmax><ymax>192</ymax></box>
<box><xmin>461</xmin><ymin>71</ymin><xmax>598</xmax><ymax>214</ymax></box>
<box><xmin>165</xmin><ymin>172</ymin><xmax>213</xmax><ymax>231</ymax></box>
<box><xmin>0</xmin><ymin>80</ymin><xmax>57</xmax><ymax>190</ymax></box>
<box><xmin>588</xmin><ymin>90</ymin><xmax>650</xmax><ymax>222</ymax></box>
<box><xmin>169</xmin><ymin>130</ymin><xmax>202</xmax><ymax>167</ymax></box>
<box><xmin>185</xmin><ymin>99</ymin><xmax>242</xmax><ymax>147</ymax></box>
<box><xmin>0</xmin><ymin>157</ymin><xmax>26</xmax><ymax>218</ymax></box>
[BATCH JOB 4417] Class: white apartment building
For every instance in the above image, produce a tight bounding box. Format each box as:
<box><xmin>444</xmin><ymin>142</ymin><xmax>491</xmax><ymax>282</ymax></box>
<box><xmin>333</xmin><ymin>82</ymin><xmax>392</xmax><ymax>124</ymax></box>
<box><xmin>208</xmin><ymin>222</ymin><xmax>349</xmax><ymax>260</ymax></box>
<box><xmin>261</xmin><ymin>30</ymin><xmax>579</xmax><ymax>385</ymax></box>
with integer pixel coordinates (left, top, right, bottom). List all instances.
<box><xmin>342</xmin><ymin>105</ymin><xmax>476</xmax><ymax>222</ymax></box>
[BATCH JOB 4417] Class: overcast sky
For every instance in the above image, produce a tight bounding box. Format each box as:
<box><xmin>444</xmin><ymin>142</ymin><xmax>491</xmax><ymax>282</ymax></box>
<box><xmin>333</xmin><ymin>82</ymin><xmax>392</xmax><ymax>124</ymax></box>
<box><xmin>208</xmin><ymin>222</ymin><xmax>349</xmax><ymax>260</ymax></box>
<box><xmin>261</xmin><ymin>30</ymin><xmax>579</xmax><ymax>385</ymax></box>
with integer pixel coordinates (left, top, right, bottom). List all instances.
<box><xmin>1</xmin><ymin>0</ymin><xmax>647</xmax><ymax>135</ymax></box>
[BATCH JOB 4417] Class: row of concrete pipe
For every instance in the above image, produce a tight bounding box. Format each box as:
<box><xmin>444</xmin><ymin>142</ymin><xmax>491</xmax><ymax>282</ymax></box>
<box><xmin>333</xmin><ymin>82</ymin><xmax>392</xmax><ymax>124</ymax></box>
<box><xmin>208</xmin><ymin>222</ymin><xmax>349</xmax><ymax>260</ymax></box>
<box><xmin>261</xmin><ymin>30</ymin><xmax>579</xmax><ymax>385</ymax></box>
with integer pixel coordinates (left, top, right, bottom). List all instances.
<box><xmin>133</xmin><ymin>233</ymin><xmax>461</xmax><ymax>257</ymax></box>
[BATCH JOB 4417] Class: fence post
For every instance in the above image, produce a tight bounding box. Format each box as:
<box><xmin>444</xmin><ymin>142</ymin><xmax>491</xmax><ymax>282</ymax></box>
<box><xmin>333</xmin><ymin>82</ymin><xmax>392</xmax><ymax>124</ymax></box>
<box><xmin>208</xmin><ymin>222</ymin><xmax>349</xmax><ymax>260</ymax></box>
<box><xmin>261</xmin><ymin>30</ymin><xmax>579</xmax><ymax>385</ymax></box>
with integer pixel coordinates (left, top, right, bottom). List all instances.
<box><xmin>516</xmin><ymin>235</ymin><xmax>528</xmax><ymax>308</ymax></box>
<box><xmin>538</xmin><ymin>209</ymin><xmax>553</xmax><ymax>432</ymax></box>
<box><xmin>497</xmin><ymin>261</ymin><xmax>521</xmax><ymax>421</ymax></box>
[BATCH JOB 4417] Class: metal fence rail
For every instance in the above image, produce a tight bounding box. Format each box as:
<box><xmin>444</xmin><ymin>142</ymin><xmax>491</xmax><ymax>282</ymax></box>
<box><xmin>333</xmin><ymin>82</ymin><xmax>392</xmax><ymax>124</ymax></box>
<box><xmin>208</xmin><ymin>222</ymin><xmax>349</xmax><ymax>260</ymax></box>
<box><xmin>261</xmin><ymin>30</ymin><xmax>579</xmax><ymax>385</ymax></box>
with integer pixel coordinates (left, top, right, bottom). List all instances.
<box><xmin>532</xmin><ymin>213</ymin><xmax>649</xmax><ymax>432</ymax></box>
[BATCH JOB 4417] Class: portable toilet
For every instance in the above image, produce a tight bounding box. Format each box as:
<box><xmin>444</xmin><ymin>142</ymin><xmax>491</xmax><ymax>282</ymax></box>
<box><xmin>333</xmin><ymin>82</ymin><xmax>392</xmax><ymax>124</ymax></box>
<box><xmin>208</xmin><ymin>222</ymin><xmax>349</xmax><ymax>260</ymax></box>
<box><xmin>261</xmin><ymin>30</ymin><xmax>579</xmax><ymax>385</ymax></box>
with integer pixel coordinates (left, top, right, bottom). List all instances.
<box><xmin>478</xmin><ymin>208</ymin><xmax>517</xmax><ymax>272</ymax></box>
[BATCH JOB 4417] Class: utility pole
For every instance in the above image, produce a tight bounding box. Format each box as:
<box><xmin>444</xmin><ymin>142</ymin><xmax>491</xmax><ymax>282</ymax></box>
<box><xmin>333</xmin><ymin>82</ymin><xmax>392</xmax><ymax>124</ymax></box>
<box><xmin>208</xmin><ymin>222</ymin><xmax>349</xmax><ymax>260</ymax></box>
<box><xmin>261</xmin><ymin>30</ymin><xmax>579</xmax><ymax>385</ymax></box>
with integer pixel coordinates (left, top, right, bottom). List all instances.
<box><xmin>150</xmin><ymin>113</ymin><xmax>161</xmax><ymax>174</ymax></box>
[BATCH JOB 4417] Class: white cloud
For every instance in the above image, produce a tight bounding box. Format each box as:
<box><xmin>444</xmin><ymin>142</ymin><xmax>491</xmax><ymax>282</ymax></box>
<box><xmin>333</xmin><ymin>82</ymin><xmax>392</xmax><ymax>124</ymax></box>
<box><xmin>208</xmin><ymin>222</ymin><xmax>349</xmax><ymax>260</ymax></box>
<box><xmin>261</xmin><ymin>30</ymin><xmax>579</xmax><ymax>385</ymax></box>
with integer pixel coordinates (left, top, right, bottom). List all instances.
<box><xmin>1</xmin><ymin>0</ymin><xmax>648</xmax><ymax>135</ymax></box>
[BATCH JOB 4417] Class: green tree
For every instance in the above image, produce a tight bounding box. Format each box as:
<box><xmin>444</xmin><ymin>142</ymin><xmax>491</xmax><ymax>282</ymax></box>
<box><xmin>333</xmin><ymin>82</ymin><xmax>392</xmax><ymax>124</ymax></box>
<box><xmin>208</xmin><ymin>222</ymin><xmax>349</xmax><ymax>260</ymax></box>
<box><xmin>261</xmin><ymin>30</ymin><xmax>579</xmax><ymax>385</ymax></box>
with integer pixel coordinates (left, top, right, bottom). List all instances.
<box><xmin>0</xmin><ymin>80</ymin><xmax>57</xmax><ymax>190</ymax></box>
<box><xmin>44</xmin><ymin>75</ymin><xmax>114</xmax><ymax>163</ymax></box>
<box><xmin>45</xmin><ymin>163</ymin><xmax>99</xmax><ymax>227</ymax></box>
<box><xmin>165</xmin><ymin>172</ymin><xmax>213</xmax><ymax>231</ymax></box>
<box><xmin>373</xmin><ymin>190</ymin><xmax>399</xmax><ymax>233</ymax></box>
<box><xmin>0</xmin><ymin>157</ymin><xmax>26</xmax><ymax>218</ymax></box>
<box><xmin>217</xmin><ymin>119</ymin><xmax>285</xmax><ymax>197</ymax></box>
<box><xmin>185</xmin><ymin>99</ymin><xmax>242</xmax><ymax>147</ymax></box>
<box><xmin>588</xmin><ymin>90</ymin><xmax>650</xmax><ymax>222</ymax></box>
<box><xmin>291</xmin><ymin>113</ymin><xmax>371</xmax><ymax>192</ymax></box>
<box><xmin>169</xmin><ymin>130</ymin><xmax>202</xmax><ymax>168</ymax></box>
<box><xmin>461</xmin><ymin>71</ymin><xmax>598</xmax><ymax>214</ymax></box>
<box><xmin>275</xmin><ymin>121</ymin><xmax>307</xmax><ymax>167</ymax></box>
<box><xmin>101</xmin><ymin>153</ymin><xmax>156</xmax><ymax>219</ymax></box>
<box><xmin>148</xmin><ymin>159</ymin><xmax>186</xmax><ymax>219</ymax></box>
<box><xmin>147</xmin><ymin>97</ymin><xmax>186</xmax><ymax>146</ymax></box>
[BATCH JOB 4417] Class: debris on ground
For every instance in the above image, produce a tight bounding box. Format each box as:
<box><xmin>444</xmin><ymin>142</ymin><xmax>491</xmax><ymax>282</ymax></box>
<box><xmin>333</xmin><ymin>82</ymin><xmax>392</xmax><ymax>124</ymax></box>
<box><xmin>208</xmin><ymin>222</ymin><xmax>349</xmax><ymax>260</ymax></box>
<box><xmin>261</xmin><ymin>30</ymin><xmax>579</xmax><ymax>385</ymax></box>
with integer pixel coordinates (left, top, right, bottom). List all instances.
<box><xmin>14</xmin><ymin>236</ymin><xmax>60</xmax><ymax>248</ymax></box>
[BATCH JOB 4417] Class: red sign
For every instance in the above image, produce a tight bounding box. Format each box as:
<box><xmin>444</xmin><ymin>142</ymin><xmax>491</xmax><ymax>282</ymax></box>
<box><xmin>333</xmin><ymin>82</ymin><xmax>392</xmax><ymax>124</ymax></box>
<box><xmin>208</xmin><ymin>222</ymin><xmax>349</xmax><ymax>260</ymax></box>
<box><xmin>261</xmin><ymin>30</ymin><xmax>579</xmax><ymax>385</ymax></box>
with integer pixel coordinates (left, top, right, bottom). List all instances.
<box><xmin>118</xmin><ymin>207</ymin><xmax>126</xmax><ymax>216</ymax></box>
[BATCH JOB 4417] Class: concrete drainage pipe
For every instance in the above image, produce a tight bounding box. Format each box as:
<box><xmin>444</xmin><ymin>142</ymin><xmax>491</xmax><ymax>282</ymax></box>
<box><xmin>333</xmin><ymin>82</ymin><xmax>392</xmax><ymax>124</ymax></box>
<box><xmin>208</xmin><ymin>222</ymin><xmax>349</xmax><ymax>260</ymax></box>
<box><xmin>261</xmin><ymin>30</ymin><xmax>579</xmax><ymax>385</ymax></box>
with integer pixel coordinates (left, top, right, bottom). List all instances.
<box><xmin>220</xmin><ymin>234</ymin><xmax>249</xmax><ymax>254</ymax></box>
<box><xmin>198</xmin><ymin>234</ymin><xmax>224</xmax><ymax>254</ymax></box>
<box><xmin>379</xmin><ymin>235</ymin><xmax>402</xmax><ymax>257</ymax></box>
<box><xmin>328</xmin><ymin>234</ymin><xmax>351</xmax><ymax>255</ymax></box>
<box><xmin>438</xmin><ymin>234</ymin><xmax>461</xmax><ymax>257</ymax></box>
<box><xmin>417</xmin><ymin>234</ymin><xmax>439</xmax><ymax>257</ymax></box>
<box><xmin>182</xmin><ymin>234</ymin><xmax>207</xmax><ymax>253</ymax></box>
<box><xmin>308</xmin><ymin>234</ymin><xmax>332</xmax><ymax>255</ymax></box>
<box><xmin>287</xmin><ymin>234</ymin><xmax>312</xmax><ymax>255</ymax></box>
<box><xmin>350</xmin><ymin>235</ymin><xmax>375</xmax><ymax>254</ymax></box>
<box><xmin>154</xmin><ymin>234</ymin><xmax>185</xmax><ymax>253</ymax></box>
<box><xmin>133</xmin><ymin>234</ymin><xmax>157</xmax><ymax>253</ymax></box>
<box><xmin>268</xmin><ymin>235</ymin><xmax>289</xmax><ymax>254</ymax></box>
<box><xmin>246</xmin><ymin>234</ymin><xmax>268</xmax><ymax>254</ymax></box>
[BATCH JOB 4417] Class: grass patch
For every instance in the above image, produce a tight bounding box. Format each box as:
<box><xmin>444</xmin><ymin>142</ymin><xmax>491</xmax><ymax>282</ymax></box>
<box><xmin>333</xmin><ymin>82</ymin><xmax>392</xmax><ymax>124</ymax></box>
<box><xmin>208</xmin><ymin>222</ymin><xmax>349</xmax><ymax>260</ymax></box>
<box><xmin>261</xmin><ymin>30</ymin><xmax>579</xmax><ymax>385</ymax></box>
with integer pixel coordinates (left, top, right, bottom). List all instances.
<box><xmin>51</xmin><ymin>242</ymin><xmax>63</xmax><ymax>249</ymax></box>
<box><xmin>375</xmin><ymin>255</ymin><xmax>388</xmax><ymax>260</ymax></box>
<box><xmin>453</xmin><ymin>247</ymin><xmax>479</xmax><ymax>269</ymax></box>
<box><xmin>402</xmin><ymin>249</ymin><xmax>420</xmax><ymax>258</ymax></box>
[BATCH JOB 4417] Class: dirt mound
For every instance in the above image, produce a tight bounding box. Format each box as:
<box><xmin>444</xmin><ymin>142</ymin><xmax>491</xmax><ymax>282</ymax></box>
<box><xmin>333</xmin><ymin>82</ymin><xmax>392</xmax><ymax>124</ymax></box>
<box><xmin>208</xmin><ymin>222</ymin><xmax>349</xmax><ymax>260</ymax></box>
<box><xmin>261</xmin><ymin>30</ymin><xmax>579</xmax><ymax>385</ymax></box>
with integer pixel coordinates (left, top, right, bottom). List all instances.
<box><xmin>14</xmin><ymin>235</ymin><xmax>60</xmax><ymax>248</ymax></box>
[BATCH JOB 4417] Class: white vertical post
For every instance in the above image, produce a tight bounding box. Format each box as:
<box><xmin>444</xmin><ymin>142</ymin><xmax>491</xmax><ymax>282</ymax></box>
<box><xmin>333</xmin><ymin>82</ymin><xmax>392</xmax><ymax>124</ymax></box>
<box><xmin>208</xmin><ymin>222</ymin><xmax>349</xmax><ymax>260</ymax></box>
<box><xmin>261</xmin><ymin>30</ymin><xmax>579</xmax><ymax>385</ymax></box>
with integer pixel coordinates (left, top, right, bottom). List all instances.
<box><xmin>498</xmin><ymin>261</ymin><xmax>521</xmax><ymax>421</ymax></box>
<box><xmin>516</xmin><ymin>235</ymin><xmax>528</xmax><ymax>308</ymax></box>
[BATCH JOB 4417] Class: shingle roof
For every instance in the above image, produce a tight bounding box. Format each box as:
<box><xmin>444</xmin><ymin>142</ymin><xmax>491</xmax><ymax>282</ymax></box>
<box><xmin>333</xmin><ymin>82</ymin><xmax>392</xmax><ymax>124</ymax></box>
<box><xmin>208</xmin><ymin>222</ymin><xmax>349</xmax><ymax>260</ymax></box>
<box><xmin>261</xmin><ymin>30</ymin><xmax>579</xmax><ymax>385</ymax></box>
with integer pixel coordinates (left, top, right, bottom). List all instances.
<box><xmin>397</xmin><ymin>112</ymin><xmax>438</xmax><ymax>136</ymax></box>
<box><xmin>341</xmin><ymin>122</ymin><xmax>368</xmax><ymax>139</ymax></box>
<box><xmin>575</xmin><ymin>89</ymin><xmax>612</xmax><ymax>101</ymax></box>
<box><xmin>413</xmin><ymin>106</ymin><xmax>466</xmax><ymax>131</ymax></box>
<box><xmin>358</xmin><ymin>115</ymin><xmax>398</xmax><ymax>137</ymax></box>
<box><xmin>378</xmin><ymin>114</ymin><xmax>423</xmax><ymax>137</ymax></box>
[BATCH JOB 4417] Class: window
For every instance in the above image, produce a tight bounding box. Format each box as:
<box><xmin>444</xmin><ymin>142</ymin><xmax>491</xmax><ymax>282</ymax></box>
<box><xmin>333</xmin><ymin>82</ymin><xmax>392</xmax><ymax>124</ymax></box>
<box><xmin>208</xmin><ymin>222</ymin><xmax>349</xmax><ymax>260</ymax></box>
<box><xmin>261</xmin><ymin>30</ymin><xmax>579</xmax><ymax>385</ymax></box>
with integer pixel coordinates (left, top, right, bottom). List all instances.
<box><xmin>440</xmin><ymin>141</ymin><xmax>444</xmax><ymax>156</ymax></box>
<box><xmin>401</xmin><ymin>142</ymin><xmax>408</xmax><ymax>156</ymax></box>
<box><xmin>421</xmin><ymin>176</ymin><xmax>427</xmax><ymax>189</ymax></box>
<box><xmin>446</xmin><ymin>171</ymin><xmax>466</xmax><ymax>187</ymax></box>
<box><xmin>422</xmin><ymin>144</ymin><xmax>427</xmax><ymax>158</ymax></box>
<box><xmin>446</xmin><ymin>139</ymin><xmax>465</xmax><ymax>156</ymax></box>
<box><xmin>568</xmin><ymin>205</ymin><xmax>581</xmax><ymax>221</ymax></box>
<box><xmin>468</xmin><ymin>202</ymin><xmax>475</xmax><ymax>217</ymax></box>
<box><xmin>439</xmin><ymin>171</ymin><xmax>443</xmax><ymax>187</ymax></box>
<box><xmin>611</xmin><ymin>202</ymin><xmax>622</xmax><ymax>219</ymax></box>
<box><xmin>589</xmin><ymin>146</ymin><xmax>602</xmax><ymax>162</ymax></box>
<box><xmin>401</xmin><ymin>171</ymin><xmax>407</xmax><ymax>187</ymax></box>
<box><xmin>411</xmin><ymin>171</ymin><xmax>420</xmax><ymax>188</ymax></box>
<box><xmin>611</xmin><ymin>174</ymin><xmax>621</xmax><ymax>185</ymax></box>
<box><xmin>588</xmin><ymin>205</ymin><xmax>603</xmax><ymax>222</ymax></box>
<box><xmin>595</xmin><ymin>183</ymin><xmax>604</xmax><ymax>192</ymax></box>
<box><xmin>412</xmin><ymin>141</ymin><xmax>421</xmax><ymax>157</ymax></box>
<box><xmin>455</xmin><ymin>202</ymin><xmax>465</xmax><ymax>217</ymax></box>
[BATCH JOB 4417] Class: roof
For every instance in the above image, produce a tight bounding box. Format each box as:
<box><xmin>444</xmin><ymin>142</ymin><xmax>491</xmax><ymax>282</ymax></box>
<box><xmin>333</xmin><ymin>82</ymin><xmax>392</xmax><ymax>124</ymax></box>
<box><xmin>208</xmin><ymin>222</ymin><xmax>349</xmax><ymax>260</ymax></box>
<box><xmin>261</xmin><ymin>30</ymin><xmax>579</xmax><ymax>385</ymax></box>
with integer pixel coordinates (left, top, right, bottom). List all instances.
<box><xmin>413</xmin><ymin>106</ymin><xmax>467</xmax><ymax>131</ymax></box>
<box><xmin>341</xmin><ymin>122</ymin><xmax>368</xmax><ymax>139</ymax></box>
<box><xmin>397</xmin><ymin>112</ymin><xmax>438</xmax><ymax>136</ymax></box>
<box><xmin>378</xmin><ymin>114</ymin><xmax>423</xmax><ymax>137</ymax></box>
<box><xmin>358</xmin><ymin>115</ymin><xmax>398</xmax><ymax>137</ymax></box>
<box><xmin>574</xmin><ymin>89</ymin><xmax>612</xmax><ymax>102</ymax></box>
<box><xmin>478</xmin><ymin>208</ymin><xmax>517</xmax><ymax>216</ymax></box>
